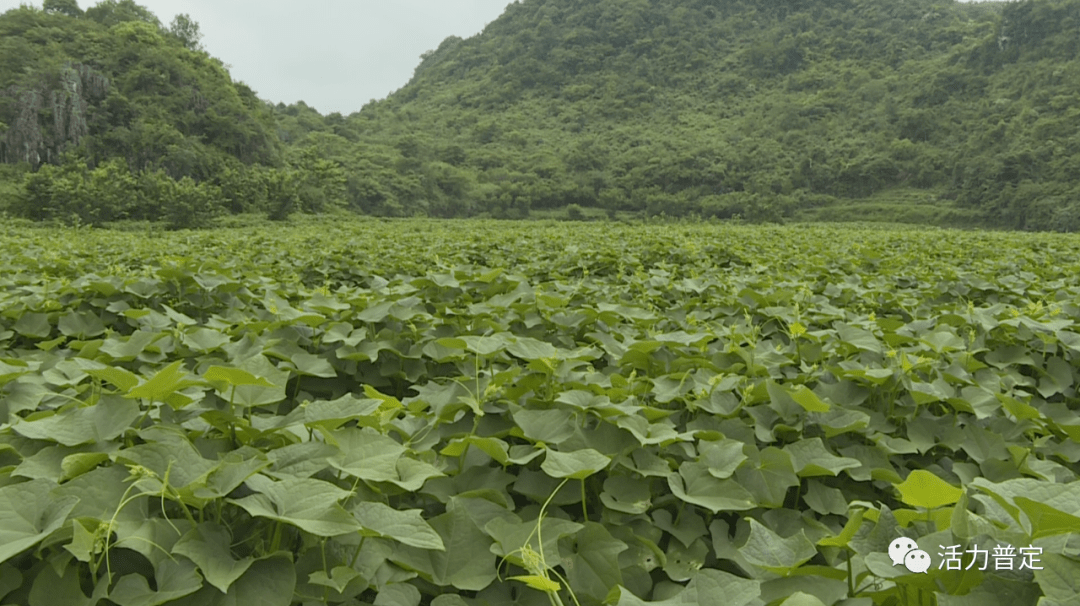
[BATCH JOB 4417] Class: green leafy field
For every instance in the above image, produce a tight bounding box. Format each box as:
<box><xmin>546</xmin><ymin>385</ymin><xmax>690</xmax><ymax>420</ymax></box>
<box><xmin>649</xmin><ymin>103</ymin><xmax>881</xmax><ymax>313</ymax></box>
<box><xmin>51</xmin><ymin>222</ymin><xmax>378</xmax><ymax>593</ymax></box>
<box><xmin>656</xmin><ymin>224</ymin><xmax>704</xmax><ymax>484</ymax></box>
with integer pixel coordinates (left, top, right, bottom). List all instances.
<box><xmin>2</xmin><ymin>218</ymin><xmax>1080</xmax><ymax>606</ymax></box>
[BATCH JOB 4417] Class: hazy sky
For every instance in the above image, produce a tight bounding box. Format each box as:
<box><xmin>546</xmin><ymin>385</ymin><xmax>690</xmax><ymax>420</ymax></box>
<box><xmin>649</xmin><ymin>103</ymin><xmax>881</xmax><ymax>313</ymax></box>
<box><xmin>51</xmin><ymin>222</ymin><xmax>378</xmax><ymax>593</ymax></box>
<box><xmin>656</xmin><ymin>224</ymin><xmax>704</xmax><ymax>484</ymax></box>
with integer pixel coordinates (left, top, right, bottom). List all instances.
<box><xmin>1</xmin><ymin>0</ymin><xmax>516</xmax><ymax>115</ymax></box>
<box><xmin>3</xmin><ymin>0</ymin><xmax>995</xmax><ymax>116</ymax></box>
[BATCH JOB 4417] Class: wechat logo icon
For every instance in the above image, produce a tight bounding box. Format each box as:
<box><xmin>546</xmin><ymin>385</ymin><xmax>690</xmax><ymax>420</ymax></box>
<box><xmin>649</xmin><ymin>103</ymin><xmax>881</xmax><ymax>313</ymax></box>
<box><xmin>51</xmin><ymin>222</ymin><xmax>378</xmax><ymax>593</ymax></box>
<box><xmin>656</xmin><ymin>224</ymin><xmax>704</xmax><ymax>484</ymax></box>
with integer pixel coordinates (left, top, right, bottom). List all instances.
<box><xmin>889</xmin><ymin>537</ymin><xmax>931</xmax><ymax>574</ymax></box>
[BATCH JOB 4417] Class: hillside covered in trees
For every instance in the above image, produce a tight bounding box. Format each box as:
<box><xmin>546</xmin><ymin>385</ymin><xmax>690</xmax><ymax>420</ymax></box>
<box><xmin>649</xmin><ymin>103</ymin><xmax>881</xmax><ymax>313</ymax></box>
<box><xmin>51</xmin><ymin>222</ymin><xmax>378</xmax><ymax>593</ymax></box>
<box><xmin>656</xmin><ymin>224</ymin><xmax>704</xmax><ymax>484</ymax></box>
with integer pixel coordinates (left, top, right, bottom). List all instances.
<box><xmin>2</xmin><ymin>0</ymin><xmax>1080</xmax><ymax>229</ymax></box>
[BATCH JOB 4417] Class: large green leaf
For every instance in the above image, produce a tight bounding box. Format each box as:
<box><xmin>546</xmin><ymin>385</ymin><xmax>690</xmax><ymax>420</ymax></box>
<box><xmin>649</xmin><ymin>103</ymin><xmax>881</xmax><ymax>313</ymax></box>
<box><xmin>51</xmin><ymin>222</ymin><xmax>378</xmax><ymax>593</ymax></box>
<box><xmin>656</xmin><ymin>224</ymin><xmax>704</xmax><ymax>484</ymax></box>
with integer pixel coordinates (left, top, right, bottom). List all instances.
<box><xmin>511</xmin><ymin>407</ymin><xmax>578</xmax><ymax>445</ymax></box>
<box><xmin>327</xmin><ymin>427</ymin><xmax>443</xmax><ymax>490</ymax></box>
<box><xmin>108</xmin><ymin>559</ymin><xmax>203</xmax><ymax>606</ymax></box>
<box><xmin>540</xmin><ymin>448</ymin><xmax>611</xmax><ymax>479</ymax></box>
<box><xmin>734</xmin><ymin>447</ymin><xmax>799</xmax><ymax>508</ymax></box>
<box><xmin>11</xmin><ymin>396</ymin><xmax>141</xmax><ymax>446</ymax></box>
<box><xmin>1014</xmin><ymin>496</ymin><xmax>1080</xmax><ymax>539</ymax></box>
<box><xmin>507</xmin><ymin>336</ymin><xmax>559</xmax><ymax>360</ymax></box>
<box><xmin>740</xmin><ymin>518</ymin><xmax>817</xmax><ymax>573</ymax></box>
<box><xmin>216</xmin><ymin>355</ymin><xmax>289</xmax><ymax>407</ymax></box>
<box><xmin>1033</xmin><ymin>554</ymin><xmax>1080</xmax><ymax>606</ymax></box>
<box><xmin>0</xmin><ymin>479</ymin><xmax>79</xmax><ymax>565</ymax></box>
<box><xmin>784</xmin><ymin>438</ymin><xmax>861</xmax><ymax>477</ymax></box>
<box><xmin>166</xmin><ymin>556</ymin><xmax>296</xmax><ymax>606</ymax></box>
<box><xmin>669</xmin><ymin>462</ymin><xmax>756</xmax><ymax>513</ymax></box>
<box><xmin>561</xmin><ymin>522</ymin><xmax>627</xmax><ymax>601</ymax></box>
<box><xmin>698</xmin><ymin>439</ymin><xmax>747</xmax><ymax>479</ymax></box>
<box><xmin>895</xmin><ymin>470</ymin><xmax>963</xmax><ymax>509</ymax></box>
<box><xmin>611</xmin><ymin>569</ymin><xmax>759</xmax><ymax>606</ymax></box>
<box><xmin>229</xmin><ymin>475</ymin><xmax>361</xmax><ymax>537</ymax></box>
<box><xmin>352</xmin><ymin>501</ymin><xmax>445</xmax><ymax>550</ymax></box>
<box><xmin>171</xmin><ymin>522</ymin><xmax>255</xmax><ymax>593</ymax></box>
<box><xmin>203</xmin><ymin>365</ymin><xmax>277</xmax><ymax>388</ymax></box>
<box><xmin>28</xmin><ymin>560</ymin><xmax>109</xmax><ymax>606</ymax></box>
<box><xmin>391</xmin><ymin>501</ymin><xmax>497</xmax><ymax>591</ymax></box>
<box><xmin>486</xmin><ymin>515</ymin><xmax>582</xmax><ymax>569</ymax></box>
<box><xmin>127</xmin><ymin>360</ymin><xmax>198</xmax><ymax>402</ymax></box>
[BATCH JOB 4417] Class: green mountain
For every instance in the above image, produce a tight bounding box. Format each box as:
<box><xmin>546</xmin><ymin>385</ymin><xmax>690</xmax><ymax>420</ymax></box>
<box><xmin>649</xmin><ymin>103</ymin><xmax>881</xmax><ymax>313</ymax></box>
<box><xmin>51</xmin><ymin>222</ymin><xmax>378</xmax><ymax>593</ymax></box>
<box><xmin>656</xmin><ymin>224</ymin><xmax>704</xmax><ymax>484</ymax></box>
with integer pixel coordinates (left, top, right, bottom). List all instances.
<box><xmin>305</xmin><ymin>0</ymin><xmax>1079</xmax><ymax>229</ymax></box>
<box><xmin>3</xmin><ymin>0</ymin><xmax>1080</xmax><ymax>230</ymax></box>
<box><xmin>0</xmin><ymin>0</ymin><xmax>338</xmax><ymax>226</ymax></box>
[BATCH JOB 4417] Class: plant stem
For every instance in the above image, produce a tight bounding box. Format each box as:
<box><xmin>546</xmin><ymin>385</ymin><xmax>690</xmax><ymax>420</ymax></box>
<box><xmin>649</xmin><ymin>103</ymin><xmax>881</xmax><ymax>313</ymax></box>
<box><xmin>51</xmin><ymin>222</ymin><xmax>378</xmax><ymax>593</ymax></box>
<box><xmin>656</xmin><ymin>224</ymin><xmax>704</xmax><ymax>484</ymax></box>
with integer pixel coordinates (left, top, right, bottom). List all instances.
<box><xmin>847</xmin><ymin>549</ymin><xmax>855</xmax><ymax>597</ymax></box>
<box><xmin>350</xmin><ymin>535</ymin><xmax>366</xmax><ymax>568</ymax></box>
<box><xmin>269</xmin><ymin>520</ymin><xmax>283</xmax><ymax>553</ymax></box>
<box><xmin>581</xmin><ymin>479</ymin><xmax>587</xmax><ymax>520</ymax></box>
<box><xmin>228</xmin><ymin>385</ymin><xmax>237</xmax><ymax>447</ymax></box>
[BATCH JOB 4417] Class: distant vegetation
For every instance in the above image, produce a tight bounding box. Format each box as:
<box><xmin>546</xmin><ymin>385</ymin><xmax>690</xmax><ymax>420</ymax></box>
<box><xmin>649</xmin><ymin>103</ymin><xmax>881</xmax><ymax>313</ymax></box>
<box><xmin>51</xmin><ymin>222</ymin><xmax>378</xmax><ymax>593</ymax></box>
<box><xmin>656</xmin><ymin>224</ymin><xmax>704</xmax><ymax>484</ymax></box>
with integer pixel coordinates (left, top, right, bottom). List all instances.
<box><xmin>1</xmin><ymin>0</ymin><xmax>1080</xmax><ymax>229</ymax></box>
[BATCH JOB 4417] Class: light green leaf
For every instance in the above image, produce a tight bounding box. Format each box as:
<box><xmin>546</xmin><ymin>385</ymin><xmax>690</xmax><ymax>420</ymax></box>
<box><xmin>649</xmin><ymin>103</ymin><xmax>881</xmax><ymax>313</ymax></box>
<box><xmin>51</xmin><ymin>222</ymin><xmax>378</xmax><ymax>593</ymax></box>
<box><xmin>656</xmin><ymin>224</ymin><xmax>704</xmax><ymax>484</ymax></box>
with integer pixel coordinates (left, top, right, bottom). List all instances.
<box><xmin>802</xmin><ymin>480</ymin><xmax>849</xmax><ymax>516</ymax></box>
<box><xmin>818</xmin><ymin>509</ymin><xmax>866</xmax><ymax>548</ymax></box>
<box><xmin>1014</xmin><ymin>497</ymin><xmax>1080</xmax><ymax>539</ymax></box>
<box><xmin>85</xmin><ymin>366</ymin><xmax>140</xmax><ymax>393</ymax></box>
<box><xmin>116</xmin><ymin>440</ymin><xmax>215</xmax><ymax>492</ymax></box>
<box><xmin>28</xmin><ymin>559</ymin><xmax>108</xmax><ymax>606</ymax></box>
<box><xmin>508</xmin><ymin>575</ymin><xmax>560</xmax><ymax>592</ymax></box>
<box><xmin>789</xmin><ymin>385</ymin><xmax>831</xmax><ymax>412</ymax></box>
<box><xmin>541</xmin><ymin>448</ymin><xmax>611</xmax><ymax>479</ymax></box>
<box><xmin>352</xmin><ymin>501</ymin><xmax>445</xmax><ymax>550</ymax></box>
<box><xmin>14</xmin><ymin>313</ymin><xmax>50</xmax><ymax>339</ymax></box>
<box><xmin>181</xmin><ymin>328</ymin><xmax>230</xmax><ymax>353</ymax></box>
<box><xmin>220</xmin><ymin>355</ymin><xmax>289</xmax><ymax>407</ymax></box>
<box><xmin>203</xmin><ymin>365</ymin><xmax>276</xmax><ymax>388</ymax></box>
<box><xmin>895</xmin><ymin>470</ymin><xmax>963</xmax><ymax>509</ymax></box>
<box><xmin>127</xmin><ymin>360</ymin><xmax>196</xmax><ymax>402</ymax></box>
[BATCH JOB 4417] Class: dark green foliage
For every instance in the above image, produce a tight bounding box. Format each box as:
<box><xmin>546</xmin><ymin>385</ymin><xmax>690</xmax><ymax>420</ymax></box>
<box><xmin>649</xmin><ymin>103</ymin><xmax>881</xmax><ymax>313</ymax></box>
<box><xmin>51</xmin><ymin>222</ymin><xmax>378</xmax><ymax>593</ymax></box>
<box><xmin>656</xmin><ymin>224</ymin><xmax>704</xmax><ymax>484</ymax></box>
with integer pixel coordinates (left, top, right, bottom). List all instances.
<box><xmin>3</xmin><ymin>219</ymin><xmax>1080</xmax><ymax>603</ymax></box>
<box><xmin>83</xmin><ymin>0</ymin><xmax>160</xmax><ymax>28</ymax></box>
<box><xmin>167</xmin><ymin>13</ymin><xmax>203</xmax><ymax>52</ymax></box>
<box><xmin>274</xmin><ymin>0</ymin><xmax>1075</xmax><ymax>229</ymax></box>
<box><xmin>13</xmin><ymin>153</ymin><xmax>226</xmax><ymax>228</ymax></box>
<box><xmin>0</xmin><ymin>1</ymin><xmax>281</xmax><ymax>225</ymax></box>
<box><xmin>43</xmin><ymin>0</ymin><xmax>83</xmax><ymax>18</ymax></box>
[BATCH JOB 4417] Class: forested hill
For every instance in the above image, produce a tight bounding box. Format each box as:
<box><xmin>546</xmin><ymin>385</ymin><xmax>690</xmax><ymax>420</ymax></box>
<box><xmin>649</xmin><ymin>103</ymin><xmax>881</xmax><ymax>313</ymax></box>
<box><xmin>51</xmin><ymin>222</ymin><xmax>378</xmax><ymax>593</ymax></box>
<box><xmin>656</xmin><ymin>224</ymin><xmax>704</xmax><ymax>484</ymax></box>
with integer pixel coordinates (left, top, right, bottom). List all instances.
<box><xmin>0</xmin><ymin>0</ymin><xmax>338</xmax><ymax>227</ymax></box>
<box><xmin>316</xmin><ymin>0</ymin><xmax>1080</xmax><ymax>229</ymax></box>
<box><xmin>3</xmin><ymin>0</ymin><xmax>1080</xmax><ymax>230</ymax></box>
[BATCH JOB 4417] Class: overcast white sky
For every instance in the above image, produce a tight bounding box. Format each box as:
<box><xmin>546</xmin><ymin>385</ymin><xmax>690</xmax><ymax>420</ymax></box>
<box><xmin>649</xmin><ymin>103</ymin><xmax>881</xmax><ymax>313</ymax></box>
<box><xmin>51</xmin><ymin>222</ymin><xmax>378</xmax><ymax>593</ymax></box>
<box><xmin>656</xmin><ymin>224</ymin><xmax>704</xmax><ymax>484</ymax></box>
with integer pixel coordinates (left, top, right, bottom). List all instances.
<box><xmin>0</xmin><ymin>0</ymin><xmax>516</xmax><ymax>115</ymax></box>
<box><xmin>3</xmin><ymin>0</ymin><xmax>995</xmax><ymax>116</ymax></box>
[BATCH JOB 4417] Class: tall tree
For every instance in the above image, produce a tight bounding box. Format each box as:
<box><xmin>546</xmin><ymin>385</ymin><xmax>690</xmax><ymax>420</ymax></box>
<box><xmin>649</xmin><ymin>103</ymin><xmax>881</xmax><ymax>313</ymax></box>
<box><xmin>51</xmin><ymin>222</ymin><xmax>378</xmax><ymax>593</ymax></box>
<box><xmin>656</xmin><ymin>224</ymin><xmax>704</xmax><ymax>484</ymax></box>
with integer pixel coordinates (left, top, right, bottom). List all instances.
<box><xmin>168</xmin><ymin>13</ymin><xmax>203</xmax><ymax>52</ymax></box>
<box><xmin>43</xmin><ymin>0</ymin><xmax>83</xmax><ymax>18</ymax></box>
